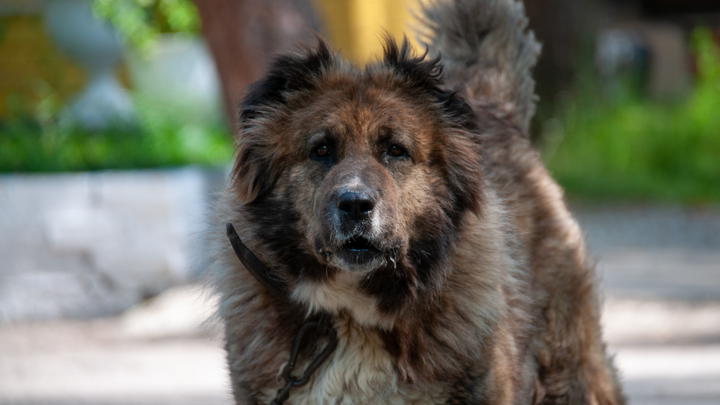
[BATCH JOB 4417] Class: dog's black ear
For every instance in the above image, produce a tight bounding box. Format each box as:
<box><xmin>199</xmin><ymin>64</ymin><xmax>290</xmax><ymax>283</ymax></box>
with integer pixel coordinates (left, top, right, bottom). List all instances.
<box><xmin>232</xmin><ymin>39</ymin><xmax>334</xmax><ymax>204</ymax></box>
<box><xmin>443</xmin><ymin>132</ymin><xmax>484</xmax><ymax>217</ymax></box>
<box><xmin>230</xmin><ymin>137</ymin><xmax>280</xmax><ymax>204</ymax></box>
<box><xmin>383</xmin><ymin>37</ymin><xmax>477</xmax><ymax>131</ymax></box>
<box><xmin>239</xmin><ymin>38</ymin><xmax>334</xmax><ymax>125</ymax></box>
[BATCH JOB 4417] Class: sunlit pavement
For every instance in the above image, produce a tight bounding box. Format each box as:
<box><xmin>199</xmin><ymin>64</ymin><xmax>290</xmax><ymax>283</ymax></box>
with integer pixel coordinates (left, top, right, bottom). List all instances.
<box><xmin>578</xmin><ymin>204</ymin><xmax>720</xmax><ymax>405</ymax></box>
<box><xmin>2</xmin><ymin>290</ymin><xmax>719</xmax><ymax>404</ymax></box>
<box><xmin>604</xmin><ymin>299</ymin><xmax>720</xmax><ymax>405</ymax></box>
<box><xmin>0</xmin><ymin>204</ymin><xmax>718</xmax><ymax>405</ymax></box>
<box><xmin>614</xmin><ymin>345</ymin><xmax>720</xmax><ymax>405</ymax></box>
<box><xmin>0</xmin><ymin>285</ymin><xmax>234</xmax><ymax>405</ymax></box>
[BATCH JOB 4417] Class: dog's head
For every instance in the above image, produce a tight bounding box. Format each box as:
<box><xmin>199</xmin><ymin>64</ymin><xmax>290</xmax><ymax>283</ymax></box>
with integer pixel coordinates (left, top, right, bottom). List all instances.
<box><xmin>230</xmin><ymin>38</ymin><xmax>484</xmax><ymax>318</ymax></box>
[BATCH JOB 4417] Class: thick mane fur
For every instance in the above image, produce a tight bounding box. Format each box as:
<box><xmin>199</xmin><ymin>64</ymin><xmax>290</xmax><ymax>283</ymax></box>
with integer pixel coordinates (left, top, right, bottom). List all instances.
<box><xmin>209</xmin><ymin>1</ymin><xmax>625</xmax><ymax>404</ymax></box>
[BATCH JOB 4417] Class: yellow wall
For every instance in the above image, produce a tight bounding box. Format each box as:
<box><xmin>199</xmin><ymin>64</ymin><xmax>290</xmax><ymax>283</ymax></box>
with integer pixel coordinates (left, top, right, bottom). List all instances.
<box><xmin>0</xmin><ymin>2</ymin><xmax>420</xmax><ymax>118</ymax></box>
<box><xmin>0</xmin><ymin>16</ymin><xmax>86</xmax><ymax>118</ymax></box>
<box><xmin>312</xmin><ymin>0</ymin><xmax>421</xmax><ymax>63</ymax></box>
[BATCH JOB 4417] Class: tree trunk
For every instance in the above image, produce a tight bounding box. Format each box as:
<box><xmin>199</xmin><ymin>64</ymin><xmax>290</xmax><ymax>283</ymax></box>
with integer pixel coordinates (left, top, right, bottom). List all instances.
<box><xmin>193</xmin><ymin>0</ymin><xmax>321</xmax><ymax>131</ymax></box>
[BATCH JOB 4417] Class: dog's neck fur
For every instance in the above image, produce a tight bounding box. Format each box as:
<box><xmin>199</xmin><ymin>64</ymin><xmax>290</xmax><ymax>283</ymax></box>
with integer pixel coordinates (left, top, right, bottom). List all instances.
<box><xmin>253</xmin><ymin>190</ymin><xmax>532</xmax><ymax>383</ymax></box>
<box><xmin>227</xmin><ymin>191</ymin><xmax>536</xmax><ymax>404</ymax></box>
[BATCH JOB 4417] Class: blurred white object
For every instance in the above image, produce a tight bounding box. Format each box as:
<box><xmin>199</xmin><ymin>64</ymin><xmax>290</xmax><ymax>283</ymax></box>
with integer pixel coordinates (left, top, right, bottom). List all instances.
<box><xmin>0</xmin><ymin>168</ymin><xmax>223</xmax><ymax>323</ymax></box>
<box><xmin>119</xmin><ymin>284</ymin><xmax>220</xmax><ymax>339</ymax></box>
<box><xmin>127</xmin><ymin>35</ymin><xmax>223</xmax><ymax>123</ymax></box>
<box><xmin>42</xmin><ymin>0</ymin><xmax>136</xmax><ymax>130</ymax></box>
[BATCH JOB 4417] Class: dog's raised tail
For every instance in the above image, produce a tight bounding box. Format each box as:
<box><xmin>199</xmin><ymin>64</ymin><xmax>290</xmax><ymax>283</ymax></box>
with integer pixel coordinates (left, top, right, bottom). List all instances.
<box><xmin>418</xmin><ymin>0</ymin><xmax>541</xmax><ymax>134</ymax></box>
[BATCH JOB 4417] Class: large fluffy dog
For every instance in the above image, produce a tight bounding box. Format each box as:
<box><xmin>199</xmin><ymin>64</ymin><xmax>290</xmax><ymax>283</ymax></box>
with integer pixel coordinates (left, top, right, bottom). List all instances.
<box><xmin>207</xmin><ymin>0</ymin><xmax>625</xmax><ymax>403</ymax></box>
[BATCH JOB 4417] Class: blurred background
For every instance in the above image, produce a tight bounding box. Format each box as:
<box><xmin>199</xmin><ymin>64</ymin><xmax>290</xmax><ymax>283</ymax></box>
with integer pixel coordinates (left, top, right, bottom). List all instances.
<box><xmin>0</xmin><ymin>0</ymin><xmax>719</xmax><ymax>404</ymax></box>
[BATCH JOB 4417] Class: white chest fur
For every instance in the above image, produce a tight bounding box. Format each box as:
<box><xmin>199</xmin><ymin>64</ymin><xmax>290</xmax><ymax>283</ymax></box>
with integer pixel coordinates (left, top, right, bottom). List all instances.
<box><xmin>259</xmin><ymin>317</ymin><xmax>448</xmax><ymax>405</ymax></box>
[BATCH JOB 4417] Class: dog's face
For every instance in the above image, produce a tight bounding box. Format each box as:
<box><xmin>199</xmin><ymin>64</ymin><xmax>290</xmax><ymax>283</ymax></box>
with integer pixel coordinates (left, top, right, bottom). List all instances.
<box><xmin>231</xmin><ymin>39</ymin><xmax>484</xmax><ymax>315</ymax></box>
<box><xmin>296</xmin><ymin>93</ymin><xmax>425</xmax><ymax>273</ymax></box>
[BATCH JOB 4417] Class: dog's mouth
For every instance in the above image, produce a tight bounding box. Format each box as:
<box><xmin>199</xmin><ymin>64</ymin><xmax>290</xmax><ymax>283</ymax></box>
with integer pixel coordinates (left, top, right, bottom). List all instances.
<box><xmin>343</xmin><ymin>236</ymin><xmax>376</xmax><ymax>252</ymax></box>
<box><xmin>334</xmin><ymin>236</ymin><xmax>383</xmax><ymax>268</ymax></box>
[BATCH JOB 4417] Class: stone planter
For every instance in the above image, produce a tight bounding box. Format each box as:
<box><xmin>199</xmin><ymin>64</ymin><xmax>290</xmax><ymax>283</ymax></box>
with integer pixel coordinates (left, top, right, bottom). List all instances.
<box><xmin>42</xmin><ymin>0</ymin><xmax>136</xmax><ymax>129</ymax></box>
<box><xmin>0</xmin><ymin>167</ymin><xmax>225</xmax><ymax>323</ymax></box>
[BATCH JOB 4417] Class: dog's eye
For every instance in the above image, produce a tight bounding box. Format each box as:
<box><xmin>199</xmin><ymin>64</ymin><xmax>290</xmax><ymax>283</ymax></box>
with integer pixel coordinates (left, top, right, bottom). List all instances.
<box><xmin>388</xmin><ymin>145</ymin><xmax>406</xmax><ymax>157</ymax></box>
<box><xmin>314</xmin><ymin>145</ymin><xmax>330</xmax><ymax>158</ymax></box>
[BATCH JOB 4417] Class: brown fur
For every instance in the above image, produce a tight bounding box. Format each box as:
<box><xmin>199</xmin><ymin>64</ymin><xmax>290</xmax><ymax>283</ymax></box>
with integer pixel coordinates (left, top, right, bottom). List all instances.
<box><xmin>205</xmin><ymin>0</ymin><xmax>625</xmax><ymax>404</ymax></box>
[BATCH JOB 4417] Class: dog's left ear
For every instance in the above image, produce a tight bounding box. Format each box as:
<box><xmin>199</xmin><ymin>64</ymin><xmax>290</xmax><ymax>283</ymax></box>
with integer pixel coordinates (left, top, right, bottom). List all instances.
<box><xmin>383</xmin><ymin>37</ymin><xmax>478</xmax><ymax>132</ymax></box>
<box><xmin>443</xmin><ymin>132</ymin><xmax>484</xmax><ymax>216</ymax></box>
<box><xmin>433</xmin><ymin>85</ymin><xmax>485</xmax><ymax>217</ymax></box>
<box><xmin>231</xmin><ymin>39</ymin><xmax>334</xmax><ymax>203</ymax></box>
<box><xmin>384</xmin><ymin>38</ymin><xmax>484</xmax><ymax>215</ymax></box>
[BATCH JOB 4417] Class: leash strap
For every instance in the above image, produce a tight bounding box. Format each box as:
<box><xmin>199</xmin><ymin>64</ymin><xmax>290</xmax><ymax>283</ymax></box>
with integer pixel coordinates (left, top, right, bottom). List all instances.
<box><xmin>226</xmin><ymin>222</ymin><xmax>338</xmax><ymax>405</ymax></box>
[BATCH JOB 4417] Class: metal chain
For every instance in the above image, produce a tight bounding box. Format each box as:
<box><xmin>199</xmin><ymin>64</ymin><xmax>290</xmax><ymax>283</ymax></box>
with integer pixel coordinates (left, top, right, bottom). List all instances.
<box><xmin>270</xmin><ymin>317</ymin><xmax>338</xmax><ymax>405</ymax></box>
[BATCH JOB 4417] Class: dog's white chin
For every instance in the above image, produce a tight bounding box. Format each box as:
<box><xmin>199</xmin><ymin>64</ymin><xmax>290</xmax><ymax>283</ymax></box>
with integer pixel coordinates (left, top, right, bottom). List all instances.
<box><xmin>329</xmin><ymin>254</ymin><xmax>386</xmax><ymax>273</ymax></box>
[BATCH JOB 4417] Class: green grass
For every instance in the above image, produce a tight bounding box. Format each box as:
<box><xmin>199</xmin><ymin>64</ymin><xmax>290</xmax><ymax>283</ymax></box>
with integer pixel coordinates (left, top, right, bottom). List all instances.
<box><xmin>0</xmin><ymin>95</ymin><xmax>234</xmax><ymax>172</ymax></box>
<box><xmin>543</xmin><ymin>28</ymin><xmax>720</xmax><ymax>204</ymax></box>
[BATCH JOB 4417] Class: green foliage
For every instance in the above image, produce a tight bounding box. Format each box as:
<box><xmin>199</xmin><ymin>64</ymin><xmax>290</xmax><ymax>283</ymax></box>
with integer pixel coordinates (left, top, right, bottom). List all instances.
<box><xmin>92</xmin><ymin>0</ymin><xmax>200</xmax><ymax>53</ymax></box>
<box><xmin>0</xmin><ymin>1</ymin><xmax>225</xmax><ymax>172</ymax></box>
<box><xmin>543</xmin><ymin>28</ymin><xmax>720</xmax><ymax>204</ymax></box>
<box><xmin>0</xmin><ymin>95</ymin><xmax>234</xmax><ymax>173</ymax></box>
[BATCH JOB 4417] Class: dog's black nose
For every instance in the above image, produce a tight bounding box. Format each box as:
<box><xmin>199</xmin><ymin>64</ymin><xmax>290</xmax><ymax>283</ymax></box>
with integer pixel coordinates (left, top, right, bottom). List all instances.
<box><xmin>337</xmin><ymin>191</ymin><xmax>375</xmax><ymax>220</ymax></box>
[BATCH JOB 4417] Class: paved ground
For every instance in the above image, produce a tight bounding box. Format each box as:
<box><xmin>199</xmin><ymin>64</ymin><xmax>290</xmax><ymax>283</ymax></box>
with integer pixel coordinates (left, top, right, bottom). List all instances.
<box><xmin>0</xmin><ymin>203</ymin><xmax>718</xmax><ymax>405</ymax></box>
<box><xmin>573</xmin><ymin>203</ymin><xmax>720</xmax><ymax>302</ymax></box>
<box><xmin>0</xmin><ymin>286</ymin><xmax>232</xmax><ymax>405</ymax></box>
<box><xmin>575</xmin><ymin>203</ymin><xmax>720</xmax><ymax>405</ymax></box>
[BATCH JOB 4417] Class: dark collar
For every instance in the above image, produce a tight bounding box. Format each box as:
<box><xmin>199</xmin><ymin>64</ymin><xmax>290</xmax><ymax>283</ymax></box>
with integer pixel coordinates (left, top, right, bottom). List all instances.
<box><xmin>226</xmin><ymin>222</ymin><xmax>338</xmax><ymax>405</ymax></box>
<box><xmin>226</xmin><ymin>222</ymin><xmax>287</xmax><ymax>300</ymax></box>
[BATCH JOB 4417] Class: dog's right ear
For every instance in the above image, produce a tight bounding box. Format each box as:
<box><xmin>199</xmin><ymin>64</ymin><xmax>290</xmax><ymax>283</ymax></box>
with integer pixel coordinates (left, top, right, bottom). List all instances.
<box><xmin>239</xmin><ymin>38</ymin><xmax>333</xmax><ymax>125</ymax></box>
<box><xmin>231</xmin><ymin>39</ymin><xmax>334</xmax><ymax>204</ymax></box>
